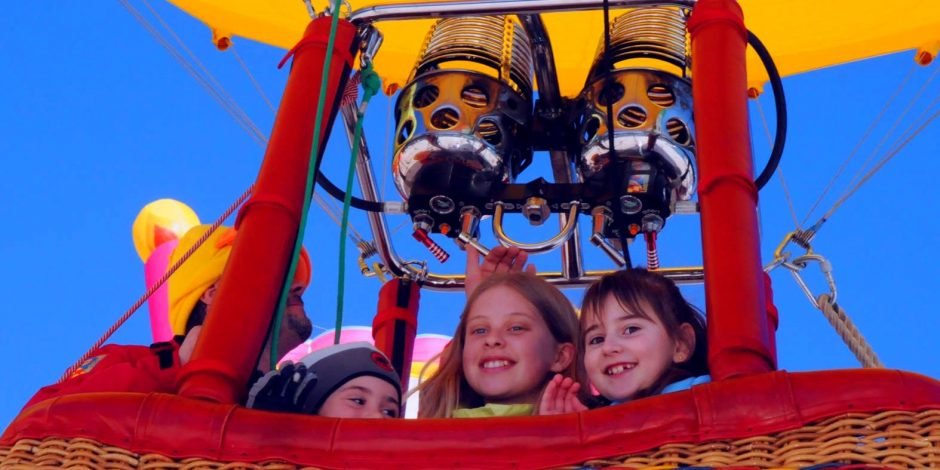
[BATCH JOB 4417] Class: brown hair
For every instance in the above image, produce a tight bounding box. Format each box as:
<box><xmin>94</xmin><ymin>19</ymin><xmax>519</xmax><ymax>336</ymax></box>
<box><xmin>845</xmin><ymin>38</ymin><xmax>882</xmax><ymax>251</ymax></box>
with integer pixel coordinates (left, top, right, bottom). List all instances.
<box><xmin>416</xmin><ymin>272</ymin><xmax>584</xmax><ymax>418</ymax></box>
<box><xmin>580</xmin><ymin>269</ymin><xmax>708</xmax><ymax>401</ymax></box>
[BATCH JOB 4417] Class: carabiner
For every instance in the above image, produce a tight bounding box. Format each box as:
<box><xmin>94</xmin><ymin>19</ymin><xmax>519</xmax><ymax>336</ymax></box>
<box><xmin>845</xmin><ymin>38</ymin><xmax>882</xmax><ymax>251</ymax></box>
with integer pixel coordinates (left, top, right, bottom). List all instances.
<box><xmin>783</xmin><ymin>253</ymin><xmax>837</xmax><ymax>308</ymax></box>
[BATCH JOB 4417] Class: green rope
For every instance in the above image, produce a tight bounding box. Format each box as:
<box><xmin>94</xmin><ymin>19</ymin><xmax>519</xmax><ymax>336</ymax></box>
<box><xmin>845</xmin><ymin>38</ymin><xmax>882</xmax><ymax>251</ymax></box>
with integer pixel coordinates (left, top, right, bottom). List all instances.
<box><xmin>335</xmin><ymin>63</ymin><xmax>381</xmax><ymax>344</ymax></box>
<box><xmin>269</xmin><ymin>1</ymin><xmax>345</xmax><ymax>371</ymax></box>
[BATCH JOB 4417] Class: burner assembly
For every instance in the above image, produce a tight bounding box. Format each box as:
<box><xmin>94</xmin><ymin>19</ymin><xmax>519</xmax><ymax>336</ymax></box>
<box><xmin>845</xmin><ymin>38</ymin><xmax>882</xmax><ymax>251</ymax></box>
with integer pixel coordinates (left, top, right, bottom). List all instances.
<box><xmin>392</xmin><ymin>16</ymin><xmax>535</xmax><ymax>242</ymax></box>
<box><xmin>341</xmin><ymin>2</ymin><xmax>727</xmax><ymax>287</ymax></box>
<box><xmin>392</xmin><ymin>8</ymin><xmax>696</xmax><ymax>261</ymax></box>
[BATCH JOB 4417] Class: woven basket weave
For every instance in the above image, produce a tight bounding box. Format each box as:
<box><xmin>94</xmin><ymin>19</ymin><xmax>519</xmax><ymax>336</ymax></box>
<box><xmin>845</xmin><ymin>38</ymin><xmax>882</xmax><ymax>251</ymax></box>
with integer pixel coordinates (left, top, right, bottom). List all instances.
<box><xmin>2</xmin><ymin>410</ymin><xmax>938</xmax><ymax>469</ymax></box>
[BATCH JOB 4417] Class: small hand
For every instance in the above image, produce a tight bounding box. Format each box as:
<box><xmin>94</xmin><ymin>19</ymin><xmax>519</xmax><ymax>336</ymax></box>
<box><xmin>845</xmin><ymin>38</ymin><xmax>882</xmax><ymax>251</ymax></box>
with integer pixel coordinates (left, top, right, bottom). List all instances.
<box><xmin>246</xmin><ymin>362</ymin><xmax>318</xmax><ymax>413</ymax></box>
<box><xmin>538</xmin><ymin>374</ymin><xmax>588</xmax><ymax>416</ymax></box>
<box><xmin>465</xmin><ymin>245</ymin><xmax>537</xmax><ymax>297</ymax></box>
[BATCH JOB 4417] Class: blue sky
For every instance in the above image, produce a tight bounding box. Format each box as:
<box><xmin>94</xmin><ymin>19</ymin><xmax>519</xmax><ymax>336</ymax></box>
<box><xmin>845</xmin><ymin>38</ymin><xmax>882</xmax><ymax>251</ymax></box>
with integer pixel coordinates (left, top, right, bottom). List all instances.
<box><xmin>1</xmin><ymin>2</ymin><xmax>938</xmax><ymax>428</ymax></box>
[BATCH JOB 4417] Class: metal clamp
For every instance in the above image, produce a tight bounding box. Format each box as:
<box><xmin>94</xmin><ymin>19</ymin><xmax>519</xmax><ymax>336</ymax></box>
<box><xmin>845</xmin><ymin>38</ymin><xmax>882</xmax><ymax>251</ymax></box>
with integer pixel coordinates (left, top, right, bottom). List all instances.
<box><xmin>324</xmin><ymin>0</ymin><xmax>353</xmax><ymax>18</ymax></box>
<box><xmin>399</xmin><ymin>260</ymin><xmax>429</xmax><ymax>283</ymax></box>
<box><xmin>358</xmin><ymin>24</ymin><xmax>384</xmax><ymax>69</ymax></box>
<box><xmin>302</xmin><ymin>0</ymin><xmax>317</xmax><ymax>19</ymax></box>
<box><xmin>492</xmin><ymin>201</ymin><xmax>580</xmax><ymax>253</ymax></box>
<box><xmin>765</xmin><ymin>229</ymin><xmax>814</xmax><ymax>273</ymax></box>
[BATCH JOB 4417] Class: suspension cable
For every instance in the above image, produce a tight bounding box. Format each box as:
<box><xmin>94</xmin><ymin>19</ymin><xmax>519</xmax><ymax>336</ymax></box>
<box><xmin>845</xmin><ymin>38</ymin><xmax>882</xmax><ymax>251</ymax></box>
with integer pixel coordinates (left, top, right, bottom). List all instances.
<box><xmin>838</xmin><ymin>63</ymin><xmax>940</xmax><ymax>203</ymax></box>
<box><xmin>230</xmin><ymin>44</ymin><xmax>278</xmax><ymax>114</ymax></box>
<box><xmin>132</xmin><ymin>0</ymin><xmax>268</xmax><ymax>145</ymax></box>
<box><xmin>120</xmin><ymin>0</ymin><xmax>365</xmax><ymax>242</ymax></box>
<box><xmin>139</xmin><ymin>0</ymin><xmax>264</xmax><ymax>140</ymax></box>
<box><xmin>755</xmin><ymin>99</ymin><xmax>800</xmax><ymax>229</ymax></box>
<box><xmin>65</xmin><ymin>0</ymin><xmax>370</xmax><ymax>375</ymax></box>
<box><xmin>799</xmin><ymin>63</ymin><xmax>918</xmax><ymax>227</ymax></box>
<box><xmin>818</xmin><ymin>101</ymin><xmax>940</xmax><ymax>224</ymax></box>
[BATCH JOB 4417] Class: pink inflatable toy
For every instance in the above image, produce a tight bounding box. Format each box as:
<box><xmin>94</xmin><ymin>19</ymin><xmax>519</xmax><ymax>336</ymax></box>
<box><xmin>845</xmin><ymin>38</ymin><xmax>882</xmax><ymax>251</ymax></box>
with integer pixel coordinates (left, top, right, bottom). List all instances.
<box><xmin>145</xmin><ymin>240</ymin><xmax>179</xmax><ymax>342</ymax></box>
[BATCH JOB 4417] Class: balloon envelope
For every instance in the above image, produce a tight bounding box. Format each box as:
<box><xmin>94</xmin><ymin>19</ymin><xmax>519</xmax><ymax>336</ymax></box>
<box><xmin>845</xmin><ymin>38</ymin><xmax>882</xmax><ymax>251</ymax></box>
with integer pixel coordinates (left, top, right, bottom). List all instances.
<box><xmin>165</xmin><ymin>0</ymin><xmax>940</xmax><ymax>93</ymax></box>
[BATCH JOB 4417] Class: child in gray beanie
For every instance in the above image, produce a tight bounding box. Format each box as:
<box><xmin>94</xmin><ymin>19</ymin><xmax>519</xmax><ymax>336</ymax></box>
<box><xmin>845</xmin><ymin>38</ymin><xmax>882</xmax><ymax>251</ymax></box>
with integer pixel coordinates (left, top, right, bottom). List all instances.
<box><xmin>247</xmin><ymin>342</ymin><xmax>402</xmax><ymax>419</ymax></box>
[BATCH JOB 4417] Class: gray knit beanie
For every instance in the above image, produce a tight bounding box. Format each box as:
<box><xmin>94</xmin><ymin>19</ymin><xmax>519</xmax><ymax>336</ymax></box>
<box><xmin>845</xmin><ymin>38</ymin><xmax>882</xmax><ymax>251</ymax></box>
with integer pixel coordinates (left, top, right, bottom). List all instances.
<box><xmin>298</xmin><ymin>342</ymin><xmax>402</xmax><ymax>414</ymax></box>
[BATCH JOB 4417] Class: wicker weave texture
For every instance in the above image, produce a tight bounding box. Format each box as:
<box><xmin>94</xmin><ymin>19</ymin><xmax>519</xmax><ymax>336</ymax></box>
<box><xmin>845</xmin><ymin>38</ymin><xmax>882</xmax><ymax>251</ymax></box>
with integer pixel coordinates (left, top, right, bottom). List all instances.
<box><xmin>0</xmin><ymin>438</ymin><xmax>318</xmax><ymax>470</ymax></box>
<box><xmin>2</xmin><ymin>410</ymin><xmax>938</xmax><ymax>469</ymax></box>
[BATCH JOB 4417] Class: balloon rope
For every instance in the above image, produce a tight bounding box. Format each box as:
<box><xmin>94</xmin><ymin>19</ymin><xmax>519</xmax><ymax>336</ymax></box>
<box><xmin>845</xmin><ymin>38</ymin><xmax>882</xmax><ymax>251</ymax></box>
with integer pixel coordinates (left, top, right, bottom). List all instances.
<box><xmin>269</xmin><ymin>1</ymin><xmax>345</xmax><ymax>369</ymax></box>
<box><xmin>59</xmin><ymin>186</ymin><xmax>253</xmax><ymax>383</ymax></box>
<box><xmin>336</xmin><ymin>64</ymin><xmax>381</xmax><ymax>344</ymax></box>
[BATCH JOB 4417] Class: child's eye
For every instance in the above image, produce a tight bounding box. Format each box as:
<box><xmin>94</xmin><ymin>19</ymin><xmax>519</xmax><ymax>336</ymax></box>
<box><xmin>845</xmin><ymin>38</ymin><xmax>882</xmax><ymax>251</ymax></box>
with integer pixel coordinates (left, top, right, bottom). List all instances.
<box><xmin>350</xmin><ymin>397</ymin><xmax>365</xmax><ymax>406</ymax></box>
<box><xmin>382</xmin><ymin>408</ymin><xmax>399</xmax><ymax>418</ymax></box>
<box><xmin>470</xmin><ymin>327</ymin><xmax>487</xmax><ymax>335</ymax></box>
<box><xmin>623</xmin><ymin>326</ymin><xmax>641</xmax><ymax>335</ymax></box>
<box><xmin>588</xmin><ymin>336</ymin><xmax>604</xmax><ymax>345</ymax></box>
<box><xmin>509</xmin><ymin>325</ymin><xmax>527</xmax><ymax>332</ymax></box>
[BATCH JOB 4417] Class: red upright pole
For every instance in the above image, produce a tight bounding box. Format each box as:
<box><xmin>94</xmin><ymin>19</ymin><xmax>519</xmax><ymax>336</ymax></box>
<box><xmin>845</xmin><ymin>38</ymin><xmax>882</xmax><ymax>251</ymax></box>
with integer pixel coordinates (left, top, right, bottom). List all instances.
<box><xmin>372</xmin><ymin>278</ymin><xmax>421</xmax><ymax>392</ymax></box>
<box><xmin>177</xmin><ymin>17</ymin><xmax>358</xmax><ymax>403</ymax></box>
<box><xmin>688</xmin><ymin>0</ymin><xmax>776</xmax><ymax>380</ymax></box>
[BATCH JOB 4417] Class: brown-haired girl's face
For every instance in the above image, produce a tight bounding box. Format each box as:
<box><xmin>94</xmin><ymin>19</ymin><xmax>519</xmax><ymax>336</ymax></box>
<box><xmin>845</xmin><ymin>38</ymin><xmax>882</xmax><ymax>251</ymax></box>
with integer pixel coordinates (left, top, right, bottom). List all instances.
<box><xmin>582</xmin><ymin>295</ymin><xmax>692</xmax><ymax>402</ymax></box>
<box><xmin>462</xmin><ymin>285</ymin><xmax>574</xmax><ymax>405</ymax></box>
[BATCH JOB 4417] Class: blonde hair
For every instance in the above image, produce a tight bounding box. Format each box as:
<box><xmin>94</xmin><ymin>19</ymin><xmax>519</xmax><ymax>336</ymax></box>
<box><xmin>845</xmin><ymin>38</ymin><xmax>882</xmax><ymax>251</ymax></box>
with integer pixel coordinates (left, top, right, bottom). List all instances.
<box><xmin>416</xmin><ymin>272</ymin><xmax>584</xmax><ymax>418</ymax></box>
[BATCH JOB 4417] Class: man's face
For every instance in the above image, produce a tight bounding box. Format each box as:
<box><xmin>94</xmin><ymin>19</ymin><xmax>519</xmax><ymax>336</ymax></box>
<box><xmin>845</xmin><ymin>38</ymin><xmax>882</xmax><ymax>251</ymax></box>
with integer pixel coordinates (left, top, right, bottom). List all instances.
<box><xmin>194</xmin><ymin>280</ymin><xmax>313</xmax><ymax>373</ymax></box>
<box><xmin>258</xmin><ymin>282</ymin><xmax>313</xmax><ymax>373</ymax></box>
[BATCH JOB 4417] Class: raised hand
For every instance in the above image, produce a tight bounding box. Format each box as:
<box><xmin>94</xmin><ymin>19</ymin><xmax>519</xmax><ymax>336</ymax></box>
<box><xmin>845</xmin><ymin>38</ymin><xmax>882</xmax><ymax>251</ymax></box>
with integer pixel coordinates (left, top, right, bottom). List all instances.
<box><xmin>538</xmin><ymin>374</ymin><xmax>588</xmax><ymax>416</ymax></box>
<box><xmin>465</xmin><ymin>245</ymin><xmax>537</xmax><ymax>297</ymax></box>
<box><xmin>246</xmin><ymin>362</ymin><xmax>318</xmax><ymax>413</ymax></box>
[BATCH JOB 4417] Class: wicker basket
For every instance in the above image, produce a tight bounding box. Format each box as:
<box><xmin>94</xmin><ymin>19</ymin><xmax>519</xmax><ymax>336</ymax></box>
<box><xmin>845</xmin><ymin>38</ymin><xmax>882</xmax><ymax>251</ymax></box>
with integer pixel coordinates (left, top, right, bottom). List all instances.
<box><xmin>2</xmin><ymin>410</ymin><xmax>938</xmax><ymax>469</ymax></box>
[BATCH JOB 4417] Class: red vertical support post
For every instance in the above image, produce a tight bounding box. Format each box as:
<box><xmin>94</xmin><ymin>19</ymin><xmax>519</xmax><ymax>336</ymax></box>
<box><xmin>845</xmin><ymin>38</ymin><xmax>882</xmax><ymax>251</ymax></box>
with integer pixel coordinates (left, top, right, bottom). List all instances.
<box><xmin>688</xmin><ymin>0</ymin><xmax>776</xmax><ymax>380</ymax></box>
<box><xmin>373</xmin><ymin>278</ymin><xmax>420</xmax><ymax>393</ymax></box>
<box><xmin>177</xmin><ymin>17</ymin><xmax>358</xmax><ymax>403</ymax></box>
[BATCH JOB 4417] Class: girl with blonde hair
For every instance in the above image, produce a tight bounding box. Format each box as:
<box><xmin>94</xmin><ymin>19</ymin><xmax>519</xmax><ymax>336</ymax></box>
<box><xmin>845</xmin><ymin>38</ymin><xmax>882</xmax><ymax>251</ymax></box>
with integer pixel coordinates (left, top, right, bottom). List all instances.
<box><xmin>416</xmin><ymin>272</ymin><xmax>585</xmax><ymax>418</ymax></box>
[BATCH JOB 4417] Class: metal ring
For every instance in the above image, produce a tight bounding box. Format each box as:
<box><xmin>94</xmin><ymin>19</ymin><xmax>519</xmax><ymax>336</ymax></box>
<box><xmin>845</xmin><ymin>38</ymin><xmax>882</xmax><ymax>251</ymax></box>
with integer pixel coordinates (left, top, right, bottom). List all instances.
<box><xmin>492</xmin><ymin>202</ymin><xmax>580</xmax><ymax>253</ymax></box>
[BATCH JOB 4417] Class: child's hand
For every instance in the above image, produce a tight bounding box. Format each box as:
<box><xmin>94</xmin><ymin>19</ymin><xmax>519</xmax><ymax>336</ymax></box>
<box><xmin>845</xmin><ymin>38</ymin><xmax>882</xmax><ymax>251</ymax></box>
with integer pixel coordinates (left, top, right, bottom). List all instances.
<box><xmin>246</xmin><ymin>362</ymin><xmax>318</xmax><ymax>413</ymax></box>
<box><xmin>538</xmin><ymin>374</ymin><xmax>588</xmax><ymax>415</ymax></box>
<box><xmin>465</xmin><ymin>245</ymin><xmax>537</xmax><ymax>297</ymax></box>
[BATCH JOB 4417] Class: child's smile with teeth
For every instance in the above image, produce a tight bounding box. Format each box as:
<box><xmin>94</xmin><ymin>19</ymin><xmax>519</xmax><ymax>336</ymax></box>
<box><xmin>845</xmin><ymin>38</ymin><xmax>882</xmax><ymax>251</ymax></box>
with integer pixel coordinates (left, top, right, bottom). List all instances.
<box><xmin>583</xmin><ymin>296</ymin><xmax>691</xmax><ymax>402</ymax></box>
<box><xmin>605</xmin><ymin>363</ymin><xmax>636</xmax><ymax>375</ymax></box>
<box><xmin>482</xmin><ymin>359</ymin><xmax>512</xmax><ymax>369</ymax></box>
<box><xmin>462</xmin><ymin>285</ymin><xmax>573</xmax><ymax>405</ymax></box>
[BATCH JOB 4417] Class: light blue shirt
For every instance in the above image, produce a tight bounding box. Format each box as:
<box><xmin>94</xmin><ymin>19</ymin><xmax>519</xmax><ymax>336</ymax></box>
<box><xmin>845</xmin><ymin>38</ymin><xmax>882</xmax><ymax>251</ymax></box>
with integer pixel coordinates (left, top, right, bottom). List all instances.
<box><xmin>661</xmin><ymin>374</ymin><xmax>711</xmax><ymax>394</ymax></box>
<box><xmin>609</xmin><ymin>375</ymin><xmax>712</xmax><ymax>405</ymax></box>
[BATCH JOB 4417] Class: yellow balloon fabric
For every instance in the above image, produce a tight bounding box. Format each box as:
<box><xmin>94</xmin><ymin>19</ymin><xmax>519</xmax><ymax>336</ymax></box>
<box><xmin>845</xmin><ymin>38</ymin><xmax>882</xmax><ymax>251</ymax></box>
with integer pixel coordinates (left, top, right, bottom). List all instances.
<box><xmin>132</xmin><ymin>199</ymin><xmax>200</xmax><ymax>262</ymax></box>
<box><xmin>167</xmin><ymin>0</ymin><xmax>940</xmax><ymax>94</ymax></box>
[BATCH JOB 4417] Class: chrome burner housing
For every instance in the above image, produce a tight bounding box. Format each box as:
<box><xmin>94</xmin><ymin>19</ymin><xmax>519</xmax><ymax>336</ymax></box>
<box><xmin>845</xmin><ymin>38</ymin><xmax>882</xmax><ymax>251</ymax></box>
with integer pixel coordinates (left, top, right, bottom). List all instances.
<box><xmin>577</xmin><ymin>68</ymin><xmax>696</xmax><ymax>202</ymax></box>
<box><xmin>576</xmin><ymin>6</ymin><xmax>695</xmax><ymax>206</ymax></box>
<box><xmin>392</xmin><ymin>16</ymin><xmax>533</xmax><ymax>200</ymax></box>
<box><xmin>392</xmin><ymin>70</ymin><xmax>531</xmax><ymax>199</ymax></box>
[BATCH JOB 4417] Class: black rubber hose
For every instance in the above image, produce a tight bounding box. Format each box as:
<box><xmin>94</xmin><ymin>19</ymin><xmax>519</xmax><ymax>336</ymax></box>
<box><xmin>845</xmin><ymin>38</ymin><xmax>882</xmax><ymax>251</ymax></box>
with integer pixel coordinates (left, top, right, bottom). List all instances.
<box><xmin>315</xmin><ymin>170</ymin><xmax>387</xmax><ymax>212</ymax></box>
<box><xmin>748</xmin><ymin>29</ymin><xmax>787</xmax><ymax>191</ymax></box>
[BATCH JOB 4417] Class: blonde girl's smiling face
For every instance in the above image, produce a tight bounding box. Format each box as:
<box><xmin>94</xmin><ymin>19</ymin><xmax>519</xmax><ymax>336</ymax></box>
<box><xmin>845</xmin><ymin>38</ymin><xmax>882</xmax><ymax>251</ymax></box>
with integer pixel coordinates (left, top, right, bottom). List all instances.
<box><xmin>462</xmin><ymin>285</ymin><xmax>574</xmax><ymax>405</ymax></box>
<box><xmin>583</xmin><ymin>295</ymin><xmax>691</xmax><ymax>403</ymax></box>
